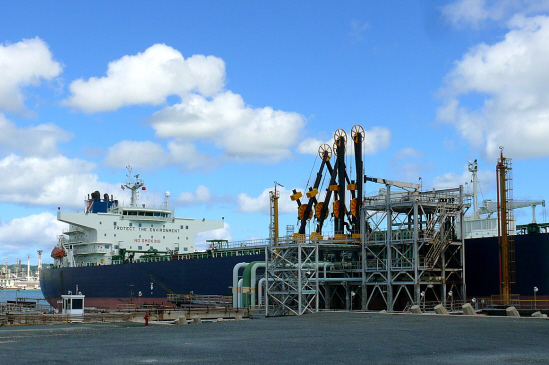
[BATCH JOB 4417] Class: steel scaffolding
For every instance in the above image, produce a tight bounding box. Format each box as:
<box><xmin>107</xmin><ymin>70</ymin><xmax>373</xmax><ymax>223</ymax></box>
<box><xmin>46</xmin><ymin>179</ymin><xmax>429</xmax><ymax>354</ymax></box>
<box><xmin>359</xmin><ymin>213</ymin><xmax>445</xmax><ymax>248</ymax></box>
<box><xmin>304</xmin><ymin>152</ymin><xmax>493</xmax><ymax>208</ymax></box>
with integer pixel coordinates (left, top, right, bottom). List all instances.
<box><xmin>360</xmin><ymin>186</ymin><xmax>466</xmax><ymax>311</ymax></box>
<box><xmin>265</xmin><ymin>237</ymin><xmax>319</xmax><ymax>316</ymax></box>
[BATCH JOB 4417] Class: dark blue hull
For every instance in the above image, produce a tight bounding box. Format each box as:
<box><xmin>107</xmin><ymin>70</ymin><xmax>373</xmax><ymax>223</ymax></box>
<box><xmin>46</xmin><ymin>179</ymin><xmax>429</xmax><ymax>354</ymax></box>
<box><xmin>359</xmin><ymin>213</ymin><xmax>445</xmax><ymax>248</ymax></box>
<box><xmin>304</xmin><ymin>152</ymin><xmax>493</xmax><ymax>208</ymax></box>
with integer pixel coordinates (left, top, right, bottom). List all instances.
<box><xmin>40</xmin><ymin>254</ymin><xmax>265</xmax><ymax>309</ymax></box>
<box><xmin>465</xmin><ymin>232</ymin><xmax>549</xmax><ymax>298</ymax></box>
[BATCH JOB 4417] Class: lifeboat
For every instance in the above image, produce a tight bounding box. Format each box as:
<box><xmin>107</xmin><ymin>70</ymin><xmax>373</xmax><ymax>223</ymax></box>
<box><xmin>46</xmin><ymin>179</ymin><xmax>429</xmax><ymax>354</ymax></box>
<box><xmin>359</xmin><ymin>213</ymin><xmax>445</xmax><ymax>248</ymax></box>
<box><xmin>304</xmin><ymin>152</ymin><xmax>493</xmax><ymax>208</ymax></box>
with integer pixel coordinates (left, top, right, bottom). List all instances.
<box><xmin>51</xmin><ymin>247</ymin><xmax>67</xmax><ymax>259</ymax></box>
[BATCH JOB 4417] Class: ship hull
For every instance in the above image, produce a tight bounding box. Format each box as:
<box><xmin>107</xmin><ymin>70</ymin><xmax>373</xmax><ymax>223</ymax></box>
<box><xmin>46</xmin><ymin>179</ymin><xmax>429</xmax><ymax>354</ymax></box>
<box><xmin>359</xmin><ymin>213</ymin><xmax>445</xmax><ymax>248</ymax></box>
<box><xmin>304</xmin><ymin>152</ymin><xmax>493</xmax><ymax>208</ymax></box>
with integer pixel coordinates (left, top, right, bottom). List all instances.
<box><xmin>41</xmin><ymin>232</ymin><xmax>549</xmax><ymax>309</ymax></box>
<box><xmin>40</xmin><ymin>254</ymin><xmax>265</xmax><ymax>309</ymax></box>
<box><xmin>465</xmin><ymin>232</ymin><xmax>549</xmax><ymax>298</ymax></box>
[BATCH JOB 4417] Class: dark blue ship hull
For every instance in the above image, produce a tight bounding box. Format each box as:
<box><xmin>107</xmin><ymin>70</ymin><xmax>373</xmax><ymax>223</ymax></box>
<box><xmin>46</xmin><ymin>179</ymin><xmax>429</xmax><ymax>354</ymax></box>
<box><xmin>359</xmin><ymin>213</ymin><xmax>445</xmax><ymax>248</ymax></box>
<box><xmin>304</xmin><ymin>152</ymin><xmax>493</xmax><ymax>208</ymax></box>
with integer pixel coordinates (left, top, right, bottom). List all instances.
<box><xmin>40</xmin><ymin>232</ymin><xmax>549</xmax><ymax>309</ymax></box>
<box><xmin>40</xmin><ymin>254</ymin><xmax>265</xmax><ymax>309</ymax></box>
<box><xmin>465</xmin><ymin>232</ymin><xmax>549</xmax><ymax>298</ymax></box>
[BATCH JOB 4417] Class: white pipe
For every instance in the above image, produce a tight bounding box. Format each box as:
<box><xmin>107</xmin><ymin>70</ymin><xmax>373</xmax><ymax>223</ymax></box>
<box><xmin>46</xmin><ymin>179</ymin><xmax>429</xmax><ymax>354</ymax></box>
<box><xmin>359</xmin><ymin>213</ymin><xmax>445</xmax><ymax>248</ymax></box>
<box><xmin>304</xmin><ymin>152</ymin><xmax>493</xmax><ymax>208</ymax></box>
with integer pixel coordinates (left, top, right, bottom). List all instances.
<box><xmin>237</xmin><ymin>278</ymin><xmax>243</xmax><ymax>308</ymax></box>
<box><xmin>258</xmin><ymin>278</ymin><xmax>267</xmax><ymax>306</ymax></box>
<box><xmin>250</xmin><ymin>262</ymin><xmax>266</xmax><ymax>307</ymax></box>
<box><xmin>232</xmin><ymin>262</ymin><xmax>249</xmax><ymax>308</ymax></box>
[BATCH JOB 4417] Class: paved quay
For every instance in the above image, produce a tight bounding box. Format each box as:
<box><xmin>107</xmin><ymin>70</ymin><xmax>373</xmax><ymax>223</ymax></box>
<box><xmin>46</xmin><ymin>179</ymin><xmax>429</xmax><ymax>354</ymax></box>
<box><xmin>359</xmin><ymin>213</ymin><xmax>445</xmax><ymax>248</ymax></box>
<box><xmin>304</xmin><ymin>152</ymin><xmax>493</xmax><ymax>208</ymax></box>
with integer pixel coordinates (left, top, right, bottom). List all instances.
<box><xmin>1</xmin><ymin>312</ymin><xmax>548</xmax><ymax>365</ymax></box>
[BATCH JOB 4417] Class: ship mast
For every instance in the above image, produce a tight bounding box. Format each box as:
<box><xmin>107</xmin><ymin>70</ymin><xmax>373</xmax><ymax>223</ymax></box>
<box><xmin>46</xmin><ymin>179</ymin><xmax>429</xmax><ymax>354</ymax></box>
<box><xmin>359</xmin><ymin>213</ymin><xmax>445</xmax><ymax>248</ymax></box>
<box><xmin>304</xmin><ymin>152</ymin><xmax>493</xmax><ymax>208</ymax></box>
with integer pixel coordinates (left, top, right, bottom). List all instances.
<box><xmin>124</xmin><ymin>165</ymin><xmax>145</xmax><ymax>207</ymax></box>
<box><xmin>468</xmin><ymin>159</ymin><xmax>479</xmax><ymax>219</ymax></box>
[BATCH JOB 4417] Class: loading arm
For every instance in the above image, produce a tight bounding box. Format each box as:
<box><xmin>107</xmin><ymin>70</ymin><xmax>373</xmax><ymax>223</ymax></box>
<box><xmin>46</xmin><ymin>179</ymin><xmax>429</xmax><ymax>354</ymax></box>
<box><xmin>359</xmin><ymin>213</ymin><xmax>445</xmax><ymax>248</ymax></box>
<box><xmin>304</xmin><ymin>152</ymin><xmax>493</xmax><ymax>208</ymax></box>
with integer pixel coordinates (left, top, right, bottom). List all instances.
<box><xmin>364</xmin><ymin>176</ymin><xmax>420</xmax><ymax>192</ymax></box>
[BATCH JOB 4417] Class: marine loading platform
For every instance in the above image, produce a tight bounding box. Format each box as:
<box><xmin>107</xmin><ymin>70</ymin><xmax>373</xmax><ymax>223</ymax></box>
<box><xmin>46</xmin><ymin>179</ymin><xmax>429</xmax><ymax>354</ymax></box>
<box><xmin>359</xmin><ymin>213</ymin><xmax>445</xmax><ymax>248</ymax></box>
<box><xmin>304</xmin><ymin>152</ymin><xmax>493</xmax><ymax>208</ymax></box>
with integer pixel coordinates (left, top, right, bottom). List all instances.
<box><xmin>258</xmin><ymin>125</ymin><xmax>467</xmax><ymax>316</ymax></box>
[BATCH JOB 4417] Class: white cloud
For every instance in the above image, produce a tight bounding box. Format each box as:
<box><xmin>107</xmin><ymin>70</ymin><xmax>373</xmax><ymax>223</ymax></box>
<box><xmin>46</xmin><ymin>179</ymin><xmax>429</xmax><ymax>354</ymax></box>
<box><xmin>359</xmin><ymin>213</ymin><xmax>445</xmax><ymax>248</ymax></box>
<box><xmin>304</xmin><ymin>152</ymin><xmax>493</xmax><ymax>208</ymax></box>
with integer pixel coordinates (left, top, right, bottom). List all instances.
<box><xmin>441</xmin><ymin>0</ymin><xmax>549</xmax><ymax>28</ymax></box>
<box><xmin>0</xmin><ymin>37</ymin><xmax>62</xmax><ymax>113</ymax></box>
<box><xmin>438</xmin><ymin>15</ymin><xmax>549</xmax><ymax>159</ymax></box>
<box><xmin>0</xmin><ymin>155</ymin><xmax>118</xmax><ymax>208</ymax></box>
<box><xmin>105</xmin><ymin>140</ymin><xmax>168</xmax><ymax>170</ymax></box>
<box><xmin>150</xmin><ymin>91</ymin><xmax>305</xmax><ymax>162</ymax></box>
<box><xmin>297</xmin><ymin>126</ymin><xmax>391</xmax><ymax>156</ymax></box>
<box><xmin>441</xmin><ymin>0</ymin><xmax>507</xmax><ymax>27</ymax></box>
<box><xmin>237</xmin><ymin>186</ymin><xmax>297</xmax><ymax>214</ymax></box>
<box><xmin>105</xmin><ymin>140</ymin><xmax>217</xmax><ymax>171</ymax></box>
<box><xmin>195</xmin><ymin>222</ymin><xmax>233</xmax><ymax>251</ymax></box>
<box><xmin>0</xmin><ymin>212</ymin><xmax>65</xmax><ymax>258</ymax></box>
<box><xmin>63</xmin><ymin>43</ymin><xmax>225</xmax><ymax>112</ymax></box>
<box><xmin>176</xmin><ymin>185</ymin><xmax>214</xmax><ymax>206</ymax></box>
<box><xmin>0</xmin><ymin>113</ymin><xmax>72</xmax><ymax>157</ymax></box>
<box><xmin>363</xmin><ymin>127</ymin><xmax>391</xmax><ymax>154</ymax></box>
<box><xmin>432</xmin><ymin>166</ymin><xmax>494</xmax><ymax>193</ymax></box>
<box><xmin>297</xmin><ymin>138</ymin><xmax>325</xmax><ymax>155</ymax></box>
<box><xmin>394</xmin><ymin>147</ymin><xmax>422</xmax><ymax>161</ymax></box>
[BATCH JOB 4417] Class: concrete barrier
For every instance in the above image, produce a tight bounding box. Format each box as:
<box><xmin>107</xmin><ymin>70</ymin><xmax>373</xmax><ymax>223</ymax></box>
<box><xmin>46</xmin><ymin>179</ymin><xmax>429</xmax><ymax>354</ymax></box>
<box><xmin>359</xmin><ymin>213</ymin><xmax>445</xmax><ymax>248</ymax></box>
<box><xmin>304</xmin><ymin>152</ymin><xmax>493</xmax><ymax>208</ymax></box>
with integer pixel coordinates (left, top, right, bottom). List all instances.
<box><xmin>379</xmin><ymin>310</ymin><xmax>387</xmax><ymax>314</ymax></box>
<box><xmin>434</xmin><ymin>304</ymin><xmax>449</xmax><ymax>315</ymax></box>
<box><xmin>506</xmin><ymin>306</ymin><xmax>520</xmax><ymax>317</ymax></box>
<box><xmin>217</xmin><ymin>318</ymin><xmax>224</xmax><ymax>322</ymax></box>
<box><xmin>410</xmin><ymin>305</ymin><xmax>422</xmax><ymax>314</ymax></box>
<box><xmin>531</xmin><ymin>311</ymin><xmax>547</xmax><ymax>318</ymax></box>
<box><xmin>462</xmin><ymin>303</ymin><xmax>476</xmax><ymax>316</ymax></box>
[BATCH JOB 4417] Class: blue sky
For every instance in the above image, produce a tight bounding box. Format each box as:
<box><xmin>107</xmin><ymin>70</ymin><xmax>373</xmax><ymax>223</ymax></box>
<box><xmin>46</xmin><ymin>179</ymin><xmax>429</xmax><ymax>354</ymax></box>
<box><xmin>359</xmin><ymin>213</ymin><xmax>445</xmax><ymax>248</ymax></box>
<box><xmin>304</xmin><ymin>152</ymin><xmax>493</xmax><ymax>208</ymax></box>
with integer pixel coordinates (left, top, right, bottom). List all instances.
<box><xmin>1</xmin><ymin>0</ymin><xmax>549</xmax><ymax>264</ymax></box>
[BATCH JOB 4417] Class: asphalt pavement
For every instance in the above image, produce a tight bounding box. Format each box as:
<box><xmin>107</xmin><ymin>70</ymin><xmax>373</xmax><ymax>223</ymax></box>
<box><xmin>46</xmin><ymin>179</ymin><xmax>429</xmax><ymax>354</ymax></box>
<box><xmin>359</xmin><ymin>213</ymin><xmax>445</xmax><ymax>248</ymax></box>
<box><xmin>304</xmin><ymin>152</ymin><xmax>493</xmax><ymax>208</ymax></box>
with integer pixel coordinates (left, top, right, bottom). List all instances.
<box><xmin>1</xmin><ymin>312</ymin><xmax>548</xmax><ymax>365</ymax></box>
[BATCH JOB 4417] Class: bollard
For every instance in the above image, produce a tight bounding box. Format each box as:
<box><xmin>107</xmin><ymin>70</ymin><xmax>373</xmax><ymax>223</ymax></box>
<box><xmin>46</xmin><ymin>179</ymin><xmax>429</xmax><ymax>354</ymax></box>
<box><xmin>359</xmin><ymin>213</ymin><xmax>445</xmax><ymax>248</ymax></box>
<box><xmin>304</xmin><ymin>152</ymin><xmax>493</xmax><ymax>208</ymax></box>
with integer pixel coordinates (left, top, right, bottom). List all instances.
<box><xmin>192</xmin><ymin>316</ymin><xmax>202</xmax><ymax>324</ymax></box>
<box><xmin>506</xmin><ymin>306</ymin><xmax>520</xmax><ymax>317</ymax></box>
<box><xmin>531</xmin><ymin>311</ymin><xmax>543</xmax><ymax>318</ymax></box>
<box><xmin>217</xmin><ymin>318</ymin><xmax>224</xmax><ymax>322</ymax></box>
<box><xmin>379</xmin><ymin>310</ymin><xmax>387</xmax><ymax>314</ymax></box>
<box><xmin>410</xmin><ymin>305</ymin><xmax>422</xmax><ymax>314</ymax></box>
<box><xmin>462</xmin><ymin>303</ymin><xmax>476</xmax><ymax>316</ymax></box>
<box><xmin>177</xmin><ymin>316</ymin><xmax>188</xmax><ymax>325</ymax></box>
<box><xmin>235</xmin><ymin>313</ymin><xmax>243</xmax><ymax>321</ymax></box>
<box><xmin>434</xmin><ymin>304</ymin><xmax>449</xmax><ymax>315</ymax></box>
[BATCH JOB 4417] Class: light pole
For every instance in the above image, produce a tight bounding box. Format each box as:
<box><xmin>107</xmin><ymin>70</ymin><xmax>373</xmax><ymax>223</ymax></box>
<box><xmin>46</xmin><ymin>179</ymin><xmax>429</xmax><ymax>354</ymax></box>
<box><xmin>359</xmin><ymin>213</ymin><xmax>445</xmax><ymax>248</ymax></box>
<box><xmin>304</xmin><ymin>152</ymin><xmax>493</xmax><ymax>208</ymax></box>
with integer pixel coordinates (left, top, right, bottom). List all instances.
<box><xmin>448</xmin><ymin>291</ymin><xmax>453</xmax><ymax>311</ymax></box>
<box><xmin>534</xmin><ymin>286</ymin><xmax>538</xmax><ymax>309</ymax></box>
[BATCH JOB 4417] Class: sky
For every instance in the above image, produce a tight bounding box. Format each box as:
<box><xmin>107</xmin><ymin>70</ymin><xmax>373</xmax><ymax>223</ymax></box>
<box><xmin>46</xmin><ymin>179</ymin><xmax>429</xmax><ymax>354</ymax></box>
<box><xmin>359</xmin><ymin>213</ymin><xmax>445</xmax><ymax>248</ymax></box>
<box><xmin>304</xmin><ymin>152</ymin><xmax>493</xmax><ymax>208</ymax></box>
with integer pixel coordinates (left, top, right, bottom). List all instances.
<box><xmin>1</xmin><ymin>0</ymin><xmax>549</xmax><ymax>264</ymax></box>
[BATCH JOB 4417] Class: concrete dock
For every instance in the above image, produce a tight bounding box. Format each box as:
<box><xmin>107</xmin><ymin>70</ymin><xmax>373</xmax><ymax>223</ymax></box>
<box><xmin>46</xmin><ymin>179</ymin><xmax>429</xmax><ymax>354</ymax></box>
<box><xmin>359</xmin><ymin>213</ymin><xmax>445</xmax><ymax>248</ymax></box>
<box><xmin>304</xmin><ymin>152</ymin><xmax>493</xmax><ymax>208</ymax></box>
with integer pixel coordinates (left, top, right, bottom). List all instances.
<box><xmin>0</xmin><ymin>312</ymin><xmax>548</xmax><ymax>364</ymax></box>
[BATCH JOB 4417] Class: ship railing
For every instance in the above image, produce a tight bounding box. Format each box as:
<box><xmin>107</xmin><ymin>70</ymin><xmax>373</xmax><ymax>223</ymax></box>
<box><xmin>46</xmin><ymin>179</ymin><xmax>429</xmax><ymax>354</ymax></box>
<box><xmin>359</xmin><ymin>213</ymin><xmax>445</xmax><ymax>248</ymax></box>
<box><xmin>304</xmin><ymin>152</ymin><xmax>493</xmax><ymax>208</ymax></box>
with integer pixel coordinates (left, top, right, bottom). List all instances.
<box><xmin>210</xmin><ymin>238</ymin><xmax>270</xmax><ymax>250</ymax></box>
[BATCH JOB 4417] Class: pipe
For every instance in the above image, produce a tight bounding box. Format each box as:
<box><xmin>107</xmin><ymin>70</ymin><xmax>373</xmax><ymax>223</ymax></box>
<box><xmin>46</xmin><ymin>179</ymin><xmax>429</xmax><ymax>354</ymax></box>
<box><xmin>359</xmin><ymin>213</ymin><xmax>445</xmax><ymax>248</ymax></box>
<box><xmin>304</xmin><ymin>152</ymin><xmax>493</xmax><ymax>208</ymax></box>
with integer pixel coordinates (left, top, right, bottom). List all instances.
<box><xmin>250</xmin><ymin>262</ymin><xmax>266</xmax><ymax>307</ymax></box>
<box><xmin>232</xmin><ymin>262</ymin><xmax>249</xmax><ymax>308</ymax></box>
<box><xmin>237</xmin><ymin>279</ymin><xmax>243</xmax><ymax>308</ymax></box>
<box><xmin>258</xmin><ymin>278</ymin><xmax>267</xmax><ymax>306</ymax></box>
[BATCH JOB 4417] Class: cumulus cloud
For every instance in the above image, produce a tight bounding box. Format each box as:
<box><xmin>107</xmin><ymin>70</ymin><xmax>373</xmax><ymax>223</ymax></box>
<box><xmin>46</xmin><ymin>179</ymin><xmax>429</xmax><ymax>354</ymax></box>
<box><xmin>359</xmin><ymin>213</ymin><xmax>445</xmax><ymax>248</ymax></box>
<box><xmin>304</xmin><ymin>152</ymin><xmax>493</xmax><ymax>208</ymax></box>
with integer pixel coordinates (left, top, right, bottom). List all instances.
<box><xmin>176</xmin><ymin>185</ymin><xmax>214</xmax><ymax>206</ymax></box>
<box><xmin>438</xmin><ymin>15</ymin><xmax>549</xmax><ymax>159</ymax></box>
<box><xmin>0</xmin><ymin>212</ymin><xmax>65</xmax><ymax>260</ymax></box>
<box><xmin>237</xmin><ymin>186</ymin><xmax>297</xmax><ymax>214</ymax></box>
<box><xmin>150</xmin><ymin>91</ymin><xmax>305</xmax><ymax>162</ymax></box>
<box><xmin>0</xmin><ymin>155</ymin><xmax>119</xmax><ymax>208</ymax></box>
<box><xmin>0</xmin><ymin>113</ymin><xmax>72</xmax><ymax>157</ymax></box>
<box><xmin>63</xmin><ymin>43</ymin><xmax>225</xmax><ymax>112</ymax></box>
<box><xmin>105</xmin><ymin>140</ymin><xmax>217</xmax><ymax>171</ymax></box>
<box><xmin>0</xmin><ymin>37</ymin><xmax>62</xmax><ymax>113</ymax></box>
<box><xmin>105</xmin><ymin>140</ymin><xmax>168</xmax><ymax>170</ymax></box>
<box><xmin>297</xmin><ymin>126</ymin><xmax>391</xmax><ymax>156</ymax></box>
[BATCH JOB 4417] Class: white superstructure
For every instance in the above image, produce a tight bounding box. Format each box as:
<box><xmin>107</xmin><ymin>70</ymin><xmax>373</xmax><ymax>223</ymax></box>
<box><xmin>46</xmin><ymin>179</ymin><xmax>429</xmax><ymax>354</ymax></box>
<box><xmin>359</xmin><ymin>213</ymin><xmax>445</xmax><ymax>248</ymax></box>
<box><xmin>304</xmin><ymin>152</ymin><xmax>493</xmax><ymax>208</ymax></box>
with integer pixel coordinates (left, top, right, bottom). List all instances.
<box><xmin>53</xmin><ymin>167</ymin><xmax>223</xmax><ymax>267</ymax></box>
